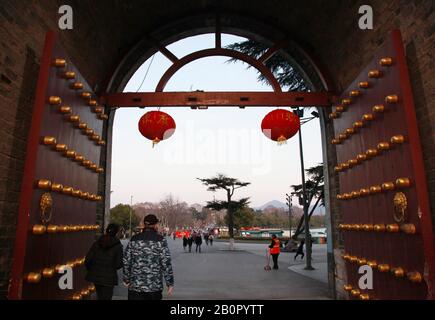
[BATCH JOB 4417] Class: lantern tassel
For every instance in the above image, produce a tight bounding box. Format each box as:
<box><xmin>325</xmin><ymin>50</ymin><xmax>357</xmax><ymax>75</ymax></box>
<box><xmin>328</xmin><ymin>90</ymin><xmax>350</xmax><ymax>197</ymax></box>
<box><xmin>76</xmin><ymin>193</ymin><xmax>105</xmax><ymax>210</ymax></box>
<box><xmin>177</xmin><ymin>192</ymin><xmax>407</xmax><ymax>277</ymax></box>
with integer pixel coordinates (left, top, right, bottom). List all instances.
<box><xmin>277</xmin><ymin>135</ymin><xmax>288</xmax><ymax>145</ymax></box>
<box><xmin>152</xmin><ymin>138</ymin><xmax>161</xmax><ymax>148</ymax></box>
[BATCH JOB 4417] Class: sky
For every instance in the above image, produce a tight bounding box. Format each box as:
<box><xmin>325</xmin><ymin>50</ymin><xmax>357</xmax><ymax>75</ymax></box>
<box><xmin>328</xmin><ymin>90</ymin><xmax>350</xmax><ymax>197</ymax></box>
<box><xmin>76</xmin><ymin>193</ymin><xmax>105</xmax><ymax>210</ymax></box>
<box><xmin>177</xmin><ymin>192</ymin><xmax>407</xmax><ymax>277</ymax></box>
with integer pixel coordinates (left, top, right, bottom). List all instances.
<box><xmin>110</xmin><ymin>34</ymin><xmax>323</xmax><ymax>208</ymax></box>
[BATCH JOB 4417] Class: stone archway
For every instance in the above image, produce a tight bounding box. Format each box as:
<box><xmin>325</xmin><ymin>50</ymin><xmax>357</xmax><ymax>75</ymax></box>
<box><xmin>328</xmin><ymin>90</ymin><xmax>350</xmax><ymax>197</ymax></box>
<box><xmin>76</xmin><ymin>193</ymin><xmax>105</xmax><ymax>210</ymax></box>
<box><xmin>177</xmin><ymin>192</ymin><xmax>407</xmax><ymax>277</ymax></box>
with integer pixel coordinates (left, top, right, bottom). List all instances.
<box><xmin>102</xmin><ymin>13</ymin><xmax>339</xmax><ymax>297</ymax></box>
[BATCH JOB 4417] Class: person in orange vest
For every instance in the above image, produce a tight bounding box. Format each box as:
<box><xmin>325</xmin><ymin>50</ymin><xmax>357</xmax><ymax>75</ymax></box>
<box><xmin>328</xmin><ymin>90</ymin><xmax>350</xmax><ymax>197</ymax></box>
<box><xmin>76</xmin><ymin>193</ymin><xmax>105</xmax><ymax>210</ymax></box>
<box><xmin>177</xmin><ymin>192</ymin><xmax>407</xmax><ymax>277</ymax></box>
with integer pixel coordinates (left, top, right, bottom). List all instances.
<box><xmin>269</xmin><ymin>234</ymin><xmax>281</xmax><ymax>270</ymax></box>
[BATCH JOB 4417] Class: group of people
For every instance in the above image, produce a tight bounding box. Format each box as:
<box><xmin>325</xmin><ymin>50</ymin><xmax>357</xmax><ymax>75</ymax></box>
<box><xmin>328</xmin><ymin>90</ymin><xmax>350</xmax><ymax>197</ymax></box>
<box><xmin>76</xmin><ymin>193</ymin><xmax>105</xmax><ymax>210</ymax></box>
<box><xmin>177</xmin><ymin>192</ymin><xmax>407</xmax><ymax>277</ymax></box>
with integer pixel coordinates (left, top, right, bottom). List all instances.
<box><xmin>84</xmin><ymin>215</ymin><xmax>308</xmax><ymax>300</ymax></box>
<box><xmin>180</xmin><ymin>232</ymin><xmax>214</xmax><ymax>253</ymax></box>
<box><xmin>84</xmin><ymin>214</ymin><xmax>174</xmax><ymax>300</ymax></box>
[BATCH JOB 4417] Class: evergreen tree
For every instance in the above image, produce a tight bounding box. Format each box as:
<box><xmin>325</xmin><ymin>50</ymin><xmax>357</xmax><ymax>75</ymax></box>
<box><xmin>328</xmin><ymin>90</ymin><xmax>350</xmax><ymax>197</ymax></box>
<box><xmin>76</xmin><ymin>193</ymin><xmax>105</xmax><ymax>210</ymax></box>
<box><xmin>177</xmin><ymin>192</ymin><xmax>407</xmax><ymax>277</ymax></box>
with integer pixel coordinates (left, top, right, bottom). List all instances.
<box><xmin>197</xmin><ymin>174</ymin><xmax>250</xmax><ymax>249</ymax></box>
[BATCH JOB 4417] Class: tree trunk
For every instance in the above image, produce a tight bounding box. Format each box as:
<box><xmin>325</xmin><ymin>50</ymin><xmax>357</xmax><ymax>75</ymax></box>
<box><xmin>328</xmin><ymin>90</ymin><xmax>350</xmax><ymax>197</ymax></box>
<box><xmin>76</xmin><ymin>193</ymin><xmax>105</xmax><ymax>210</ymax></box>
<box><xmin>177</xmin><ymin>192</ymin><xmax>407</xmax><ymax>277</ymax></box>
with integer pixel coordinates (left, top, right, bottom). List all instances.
<box><xmin>294</xmin><ymin>195</ymin><xmax>322</xmax><ymax>238</ymax></box>
<box><xmin>227</xmin><ymin>191</ymin><xmax>235</xmax><ymax>250</ymax></box>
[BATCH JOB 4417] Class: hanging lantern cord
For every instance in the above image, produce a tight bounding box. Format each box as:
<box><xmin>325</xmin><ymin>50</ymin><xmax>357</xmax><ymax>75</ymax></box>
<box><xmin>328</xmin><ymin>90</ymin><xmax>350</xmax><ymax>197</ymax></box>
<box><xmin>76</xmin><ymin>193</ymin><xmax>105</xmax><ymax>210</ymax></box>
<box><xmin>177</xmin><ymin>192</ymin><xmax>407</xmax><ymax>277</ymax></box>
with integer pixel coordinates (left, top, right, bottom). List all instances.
<box><xmin>152</xmin><ymin>138</ymin><xmax>161</xmax><ymax>148</ymax></box>
<box><xmin>135</xmin><ymin>54</ymin><xmax>155</xmax><ymax>93</ymax></box>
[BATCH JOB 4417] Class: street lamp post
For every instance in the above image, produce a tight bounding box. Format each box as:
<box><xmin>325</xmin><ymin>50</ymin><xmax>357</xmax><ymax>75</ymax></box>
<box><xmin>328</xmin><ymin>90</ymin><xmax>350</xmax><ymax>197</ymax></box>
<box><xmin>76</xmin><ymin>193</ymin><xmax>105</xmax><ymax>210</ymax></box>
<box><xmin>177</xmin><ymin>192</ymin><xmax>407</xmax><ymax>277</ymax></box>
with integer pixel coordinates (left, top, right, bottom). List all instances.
<box><xmin>285</xmin><ymin>193</ymin><xmax>292</xmax><ymax>238</ymax></box>
<box><xmin>294</xmin><ymin>108</ymin><xmax>316</xmax><ymax>270</ymax></box>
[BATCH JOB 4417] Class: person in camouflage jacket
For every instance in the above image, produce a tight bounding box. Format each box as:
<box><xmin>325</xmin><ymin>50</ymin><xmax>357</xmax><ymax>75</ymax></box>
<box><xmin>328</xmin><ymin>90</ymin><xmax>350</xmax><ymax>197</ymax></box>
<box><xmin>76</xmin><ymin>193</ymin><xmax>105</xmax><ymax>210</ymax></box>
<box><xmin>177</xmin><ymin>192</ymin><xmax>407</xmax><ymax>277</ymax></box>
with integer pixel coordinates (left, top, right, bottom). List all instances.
<box><xmin>123</xmin><ymin>214</ymin><xmax>174</xmax><ymax>300</ymax></box>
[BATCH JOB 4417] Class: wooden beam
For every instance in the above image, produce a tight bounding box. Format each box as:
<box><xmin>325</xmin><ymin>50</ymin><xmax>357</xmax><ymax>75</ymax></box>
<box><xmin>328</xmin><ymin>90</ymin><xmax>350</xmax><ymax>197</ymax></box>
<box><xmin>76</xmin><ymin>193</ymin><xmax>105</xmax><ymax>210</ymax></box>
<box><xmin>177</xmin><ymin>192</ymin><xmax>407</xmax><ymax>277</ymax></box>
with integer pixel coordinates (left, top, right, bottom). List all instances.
<box><xmin>101</xmin><ymin>91</ymin><xmax>335</xmax><ymax>107</ymax></box>
<box><xmin>146</xmin><ymin>35</ymin><xmax>179</xmax><ymax>63</ymax></box>
<box><xmin>158</xmin><ymin>46</ymin><xmax>179</xmax><ymax>63</ymax></box>
<box><xmin>155</xmin><ymin>48</ymin><xmax>282</xmax><ymax>92</ymax></box>
<box><xmin>258</xmin><ymin>45</ymin><xmax>280</xmax><ymax>64</ymax></box>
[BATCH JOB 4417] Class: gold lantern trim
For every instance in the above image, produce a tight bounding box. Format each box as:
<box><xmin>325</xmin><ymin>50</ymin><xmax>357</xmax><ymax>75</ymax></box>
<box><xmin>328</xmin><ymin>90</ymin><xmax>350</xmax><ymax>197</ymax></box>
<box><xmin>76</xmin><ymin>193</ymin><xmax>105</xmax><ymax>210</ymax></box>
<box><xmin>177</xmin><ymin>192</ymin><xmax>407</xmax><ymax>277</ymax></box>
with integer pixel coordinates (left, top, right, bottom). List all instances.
<box><xmin>343</xmin><ymin>284</ymin><xmax>353</xmax><ymax>292</ymax></box>
<box><xmin>358</xmin><ymin>81</ymin><xmax>371</xmax><ymax>89</ymax></box>
<box><xmin>391</xmin><ymin>135</ymin><xmax>405</xmax><ymax>145</ymax></box>
<box><xmin>372</xmin><ymin>105</ymin><xmax>385</xmax><ymax>113</ymax></box>
<box><xmin>379</xmin><ymin>57</ymin><xmax>394</xmax><ymax>66</ymax></box>
<box><xmin>42</xmin><ymin>136</ymin><xmax>57</xmax><ymax>146</ymax></box>
<box><xmin>385</xmin><ymin>95</ymin><xmax>399</xmax><ymax>104</ymax></box>
<box><xmin>71</xmin><ymin>82</ymin><xmax>84</xmax><ymax>90</ymax></box>
<box><xmin>377</xmin><ymin>264</ymin><xmax>390</xmax><ymax>272</ymax></box>
<box><xmin>32</xmin><ymin>225</ymin><xmax>47</xmax><ymax>235</ymax></box>
<box><xmin>349</xmin><ymin>90</ymin><xmax>361</xmax><ymax>97</ymax></box>
<box><xmin>48</xmin><ymin>96</ymin><xmax>62</xmax><ymax>105</ymax></box>
<box><xmin>368</xmin><ymin>70</ymin><xmax>382</xmax><ymax>78</ymax></box>
<box><xmin>26</xmin><ymin>273</ymin><xmax>42</xmax><ymax>284</ymax></box>
<box><xmin>53</xmin><ymin>59</ymin><xmax>67</xmax><ymax>68</ymax></box>
<box><xmin>59</xmin><ymin>106</ymin><xmax>72</xmax><ymax>114</ymax></box>
<box><xmin>64</xmin><ymin>71</ymin><xmax>76</xmax><ymax>80</ymax></box>
<box><xmin>400</xmin><ymin>223</ymin><xmax>416</xmax><ymax>235</ymax></box>
<box><xmin>407</xmin><ymin>271</ymin><xmax>422</xmax><ymax>283</ymax></box>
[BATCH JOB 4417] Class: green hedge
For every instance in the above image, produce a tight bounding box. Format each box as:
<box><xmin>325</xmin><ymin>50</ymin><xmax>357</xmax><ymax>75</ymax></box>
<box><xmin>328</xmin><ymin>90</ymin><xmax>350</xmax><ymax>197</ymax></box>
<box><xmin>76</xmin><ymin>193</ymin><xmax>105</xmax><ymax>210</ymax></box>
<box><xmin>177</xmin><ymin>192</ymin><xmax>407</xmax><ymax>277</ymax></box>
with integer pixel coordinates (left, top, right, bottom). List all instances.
<box><xmin>216</xmin><ymin>236</ymin><xmax>290</xmax><ymax>242</ymax></box>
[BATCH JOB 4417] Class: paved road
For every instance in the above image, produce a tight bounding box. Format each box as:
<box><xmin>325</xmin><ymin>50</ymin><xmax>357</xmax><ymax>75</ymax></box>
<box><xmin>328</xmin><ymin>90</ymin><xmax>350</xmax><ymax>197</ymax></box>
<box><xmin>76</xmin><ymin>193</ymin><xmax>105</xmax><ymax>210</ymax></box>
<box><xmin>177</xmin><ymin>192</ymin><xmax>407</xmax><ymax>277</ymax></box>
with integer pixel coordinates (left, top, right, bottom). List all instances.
<box><xmin>113</xmin><ymin>238</ymin><xmax>329</xmax><ymax>300</ymax></box>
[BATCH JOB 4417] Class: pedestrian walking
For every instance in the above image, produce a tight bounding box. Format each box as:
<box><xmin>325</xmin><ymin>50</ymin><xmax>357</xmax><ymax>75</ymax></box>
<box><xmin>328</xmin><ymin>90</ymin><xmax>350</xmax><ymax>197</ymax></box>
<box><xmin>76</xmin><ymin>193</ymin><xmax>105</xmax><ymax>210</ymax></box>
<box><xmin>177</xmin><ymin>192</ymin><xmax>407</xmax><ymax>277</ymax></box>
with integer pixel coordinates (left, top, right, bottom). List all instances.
<box><xmin>209</xmin><ymin>234</ymin><xmax>213</xmax><ymax>246</ymax></box>
<box><xmin>123</xmin><ymin>214</ymin><xmax>174</xmax><ymax>300</ymax></box>
<box><xmin>187</xmin><ymin>234</ymin><xmax>193</xmax><ymax>253</ymax></box>
<box><xmin>173</xmin><ymin>232</ymin><xmax>176</xmax><ymax>241</ymax></box>
<box><xmin>84</xmin><ymin>223</ymin><xmax>123</xmax><ymax>300</ymax></box>
<box><xmin>268</xmin><ymin>234</ymin><xmax>281</xmax><ymax>270</ymax></box>
<box><xmin>182</xmin><ymin>235</ymin><xmax>188</xmax><ymax>251</ymax></box>
<box><xmin>204</xmin><ymin>233</ymin><xmax>209</xmax><ymax>246</ymax></box>
<box><xmin>195</xmin><ymin>233</ymin><xmax>203</xmax><ymax>253</ymax></box>
<box><xmin>294</xmin><ymin>239</ymin><xmax>305</xmax><ymax>260</ymax></box>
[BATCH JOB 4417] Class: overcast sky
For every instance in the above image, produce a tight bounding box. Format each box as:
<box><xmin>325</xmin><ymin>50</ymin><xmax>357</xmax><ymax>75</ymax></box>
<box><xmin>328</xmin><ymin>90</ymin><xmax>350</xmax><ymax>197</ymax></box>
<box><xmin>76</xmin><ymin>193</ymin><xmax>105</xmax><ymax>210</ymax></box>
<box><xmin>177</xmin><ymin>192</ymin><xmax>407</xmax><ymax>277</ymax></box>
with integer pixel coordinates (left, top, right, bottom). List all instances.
<box><xmin>110</xmin><ymin>34</ymin><xmax>323</xmax><ymax>208</ymax></box>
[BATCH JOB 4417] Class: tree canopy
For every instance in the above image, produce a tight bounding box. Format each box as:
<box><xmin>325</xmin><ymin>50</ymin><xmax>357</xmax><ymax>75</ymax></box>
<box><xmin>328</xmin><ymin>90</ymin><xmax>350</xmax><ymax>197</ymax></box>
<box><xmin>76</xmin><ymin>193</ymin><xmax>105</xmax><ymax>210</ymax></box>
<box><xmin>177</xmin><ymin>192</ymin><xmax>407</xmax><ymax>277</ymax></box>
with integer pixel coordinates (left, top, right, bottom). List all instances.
<box><xmin>197</xmin><ymin>173</ymin><xmax>250</xmax><ymax>241</ymax></box>
<box><xmin>291</xmin><ymin>164</ymin><xmax>325</xmax><ymax>237</ymax></box>
<box><xmin>225</xmin><ymin>39</ymin><xmax>309</xmax><ymax>91</ymax></box>
<box><xmin>110</xmin><ymin>204</ymin><xmax>141</xmax><ymax>231</ymax></box>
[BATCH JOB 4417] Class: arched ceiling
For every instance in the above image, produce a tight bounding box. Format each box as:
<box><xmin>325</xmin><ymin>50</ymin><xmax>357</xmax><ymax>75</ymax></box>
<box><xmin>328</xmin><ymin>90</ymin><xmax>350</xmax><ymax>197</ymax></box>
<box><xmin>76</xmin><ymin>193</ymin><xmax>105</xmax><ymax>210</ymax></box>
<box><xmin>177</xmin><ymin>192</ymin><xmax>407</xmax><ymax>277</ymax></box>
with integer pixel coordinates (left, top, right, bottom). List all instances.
<box><xmin>53</xmin><ymin>0</ymin><xmax>419</xmax><ymax>96</ymax></box>
<box><xmin>104</xmin><ymin>8</ymin><xmax>337</xmax><ymax>93</ymax></box>
<box><xmin>63</xmin><ymin>0</ymin><xmax>343</xmax><ymax>93</ymax></box>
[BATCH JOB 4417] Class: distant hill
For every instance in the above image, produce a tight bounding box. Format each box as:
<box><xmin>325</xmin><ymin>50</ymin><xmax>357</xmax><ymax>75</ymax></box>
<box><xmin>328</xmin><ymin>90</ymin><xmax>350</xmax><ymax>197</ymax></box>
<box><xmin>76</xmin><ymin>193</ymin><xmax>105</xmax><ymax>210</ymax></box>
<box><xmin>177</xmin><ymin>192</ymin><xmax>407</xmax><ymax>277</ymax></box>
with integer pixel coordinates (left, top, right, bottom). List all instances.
<box><xmin>256</xmin><ymin>200</ymin><xmax>288</xmax><ymax>211</ymax></box>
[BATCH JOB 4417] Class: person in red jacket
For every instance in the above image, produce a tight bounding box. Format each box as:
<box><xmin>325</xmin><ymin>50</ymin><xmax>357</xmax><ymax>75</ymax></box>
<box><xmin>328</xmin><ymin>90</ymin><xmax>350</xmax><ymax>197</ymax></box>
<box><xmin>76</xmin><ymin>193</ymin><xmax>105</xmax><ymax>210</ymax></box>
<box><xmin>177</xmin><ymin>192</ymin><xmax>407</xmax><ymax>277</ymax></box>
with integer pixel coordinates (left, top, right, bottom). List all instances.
<box><xmin>269</xmin><ymin>235</ymin><xmax>281</xmax><ymax>270</ymax></box>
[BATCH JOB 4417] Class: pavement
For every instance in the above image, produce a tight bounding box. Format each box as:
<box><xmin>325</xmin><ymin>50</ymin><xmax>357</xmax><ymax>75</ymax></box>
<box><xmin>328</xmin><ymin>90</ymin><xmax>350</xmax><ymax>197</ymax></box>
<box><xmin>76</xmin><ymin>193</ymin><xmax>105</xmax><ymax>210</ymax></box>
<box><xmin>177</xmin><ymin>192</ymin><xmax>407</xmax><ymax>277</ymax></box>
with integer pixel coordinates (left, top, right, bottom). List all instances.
<box><xmin>112</xmin><ymin>238</ymin><xmax>330</xmax><ymax>300</ymax></box>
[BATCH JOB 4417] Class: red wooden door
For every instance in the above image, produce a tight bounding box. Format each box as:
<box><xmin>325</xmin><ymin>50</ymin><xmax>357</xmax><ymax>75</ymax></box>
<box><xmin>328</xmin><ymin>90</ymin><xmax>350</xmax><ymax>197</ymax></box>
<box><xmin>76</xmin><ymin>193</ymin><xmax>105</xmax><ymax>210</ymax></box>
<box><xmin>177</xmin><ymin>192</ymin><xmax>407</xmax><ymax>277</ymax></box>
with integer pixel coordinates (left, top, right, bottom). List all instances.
<box><xmin>332</xmin><ymin>30</ymin><xmax>435</xmax><ymax>299</ymax></box>
<box><xmin>8</xmin><ymin>32</ymin><xmax>108</xmax><ymax>300</ymax></box>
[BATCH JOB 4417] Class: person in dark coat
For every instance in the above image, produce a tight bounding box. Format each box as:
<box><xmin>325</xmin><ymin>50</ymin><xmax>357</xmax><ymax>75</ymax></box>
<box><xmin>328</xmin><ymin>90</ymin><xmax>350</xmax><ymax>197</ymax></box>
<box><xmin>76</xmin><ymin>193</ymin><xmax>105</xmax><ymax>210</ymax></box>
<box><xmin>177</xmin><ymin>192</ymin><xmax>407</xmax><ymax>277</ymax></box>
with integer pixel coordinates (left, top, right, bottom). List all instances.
<box><xmin>85</xmin><ymin>223</ymin><xmax>123</xmax><ymax>300</ymax></box>
<box><xmin>195</xmin><ymin>233</ymin><xmax>203</xmax><ymax>253</ymax></box>
<box><xmin>294</xmin><ymin>239</ymin><xmax>305</xmax><ymax>260</ymax></box>
<box><xmin>182</xmin><ymin>235</ymin><xmax>188</xmax><ymax>251</ymax></box>
<box><xmin>187</xmin><ymin>235</ymin><xmax>194</xmax><ymax>253</ymax></box>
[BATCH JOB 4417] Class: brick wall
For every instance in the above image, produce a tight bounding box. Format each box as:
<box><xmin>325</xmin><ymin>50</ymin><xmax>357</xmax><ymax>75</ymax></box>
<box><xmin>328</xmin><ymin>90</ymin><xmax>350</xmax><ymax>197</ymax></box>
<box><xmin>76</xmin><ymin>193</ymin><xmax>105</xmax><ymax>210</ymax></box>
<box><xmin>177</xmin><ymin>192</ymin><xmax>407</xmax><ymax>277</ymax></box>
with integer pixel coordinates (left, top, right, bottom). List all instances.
<box><xmin>0</xmin><ymin>0</ymin><xmax>115</xmax><ymax>297</ymax></box>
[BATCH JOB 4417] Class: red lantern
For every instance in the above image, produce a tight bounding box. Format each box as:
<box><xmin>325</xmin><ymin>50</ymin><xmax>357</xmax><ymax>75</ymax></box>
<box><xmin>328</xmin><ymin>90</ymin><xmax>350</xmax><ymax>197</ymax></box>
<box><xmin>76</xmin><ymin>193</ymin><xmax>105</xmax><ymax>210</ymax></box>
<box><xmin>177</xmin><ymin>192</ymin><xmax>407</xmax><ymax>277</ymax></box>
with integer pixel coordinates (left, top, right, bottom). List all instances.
<box><xmin>138</xmin><ymin>111</ymin><xmax>176</xmax><ymax>146</ymax></box>
<box><xmin>261</xmin><ymin>109</ymin><xmax>300</xmax><ymax>144</ymax></box>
